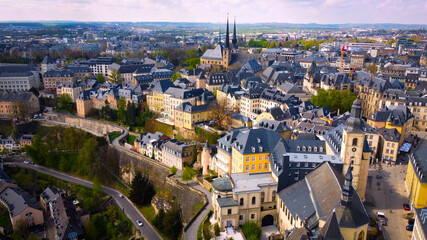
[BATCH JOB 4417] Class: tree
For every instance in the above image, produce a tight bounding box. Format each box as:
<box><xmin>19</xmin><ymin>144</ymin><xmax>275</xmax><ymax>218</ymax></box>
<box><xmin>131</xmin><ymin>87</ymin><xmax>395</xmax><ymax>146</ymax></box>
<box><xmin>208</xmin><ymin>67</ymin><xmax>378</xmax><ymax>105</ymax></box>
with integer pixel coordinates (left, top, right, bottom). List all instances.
<box><xmin>172</xmin><ymin>72</ymin><xmax>182</xmax><ymax>82</ymax></box>
<box><xmin>186</xmin><ymin>49</ymin><xmax>198</xmax><ymax>59</ymax></box>
<box><xmin>171</xmin><ymin>166</ymin><xmax>178</xmax><ymax>175</ymax></box>
<box><xmin>310</xmin><ymin>89</ymin><xmax>356</xmax><ymax>113</ymax></box>
<box><xmin>214</xmin><ymin>222</ymin><xmax>221</xmax><ymax>236</ymax></box>
<box><xmin>125</xmin><ymin>102</ymin><xmax>137</xmax><ymax>126</ymax></box>
<box><xmin>268</xmin><ymin>41</ymin><xmax>277</xmax><ymax>48</ymax></box>
<box><xmin>184</xmin><ymin>58</ymin><xmax>200</xmax><ymax>69</ymax></box>
<box><xmin>129</xmin><ymin>172</ymin><xmax>155</xmax><ymax>205</ymax></box>
<box><xmin>241</xmin><ymin>221</ymin><xmax>262</xmax><ymax>240</ymax></box>
<box><xmin>58</xmin><ymin>93</ymin><xmax>74</xmax><ymax>112</ymax></box>
<box><xmin>96</xmin><ymin>73</ymin><xmax>106</xmax><ymax>83</ymax></box>
<box><xmin>153</xmin><ymin>208</ymin><xmax>165</xmax><ymax>230</ymax></box>
<box><xmin>117</xmin><ymin>97</ymin><xmax>126</xmax><ymax>123</ymax></box>
<box><xmin>200</xmin><ymin>45</ymin><xmax>207</xmax><ymax>53</ymax></box>
<box><xmin>162</xmin><ymin>207</ymin><xmax>183</xmax><ymax>239</ymax></box>
<box><xmin>210</xmin><ymin>99</ymin><xmax>236</xmax><ymax>130</ymax></box>
<box><xmin>365</xmin><ymin>63</ymin><xmax>378</xmax><ymax>74</ymax></box>
<box><xmin>108</xmin><ymin>70</ymin><xmax>124</xmax><ymax>84</ymax></box>
<box><xmin>16</xmin><ymin>101</ymin><xmax>30</xmax><ymax>120</ymax></box>
<box><xmin>1</xmin><ymin>147</ymin><xmax>9</xmax><ymax>155</ymax></box>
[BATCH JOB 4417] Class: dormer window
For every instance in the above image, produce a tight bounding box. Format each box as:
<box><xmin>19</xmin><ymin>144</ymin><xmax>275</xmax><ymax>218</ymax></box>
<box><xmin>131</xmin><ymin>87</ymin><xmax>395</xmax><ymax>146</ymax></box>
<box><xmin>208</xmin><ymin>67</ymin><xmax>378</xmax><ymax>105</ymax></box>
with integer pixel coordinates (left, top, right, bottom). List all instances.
<box><xmin>320</xmin><ymin>147</ymin><xmax>323</xmax><ymax>152</ymax></box>
<box><xmin>252</xmin><ymin>147</ymin><xmax>255</xmax><ymax>153</ymax></box>
<box><xmin>308</xmin><ymin>147</ymin><xmax>312</xmax><ymax>152</ymax></box>
<box><xmin>302</xmin><ymin>146</ymin><xmax>306</xmax><ymax>151</ymax></box>
<box><xmin>297</xmin><ymin>146</ymin><xmax>301</xmax><ymax>151</ymax></box>
<box><xmin>314</xmin><ymin>147</ymin><xmax>317</xmax><ymax>152</ymax></box>
<box><xmin>257</xmin><ymin>138</ymin><xmax>261</xmax><ymax>143</ymax></box>
<box><xmin>259</xmin><ymin>147</ymin><xmax>263</xmax><ymax>152</ymax></box>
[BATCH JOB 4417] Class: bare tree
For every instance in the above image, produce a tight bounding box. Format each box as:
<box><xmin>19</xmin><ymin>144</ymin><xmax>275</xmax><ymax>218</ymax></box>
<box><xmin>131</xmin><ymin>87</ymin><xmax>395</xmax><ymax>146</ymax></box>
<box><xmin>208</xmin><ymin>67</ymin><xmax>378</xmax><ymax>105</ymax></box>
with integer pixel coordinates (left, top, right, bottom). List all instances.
<box><xmin>108</xmin><ymin>70</ymin><xmax>124</xmax><ymax>84</ymax></box>
<box><xmin>16</xmin><ymin>101</ymin><xmax>30</xmax><ymax>120</ymax></box>
<box><xmin>210</xmin><ymin>98</ymin><xmax>237</xmax><ymax>130</ymax></box>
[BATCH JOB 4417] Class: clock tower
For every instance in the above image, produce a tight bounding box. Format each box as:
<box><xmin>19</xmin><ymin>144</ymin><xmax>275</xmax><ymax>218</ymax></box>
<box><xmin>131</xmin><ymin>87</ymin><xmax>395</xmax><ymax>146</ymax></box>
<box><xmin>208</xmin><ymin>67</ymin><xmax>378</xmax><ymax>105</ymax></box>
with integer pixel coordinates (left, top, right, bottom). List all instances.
<box><xmin>341</xmin><ymin>99</ymin><xmax>369</xmax><ymax>199</ymax></box>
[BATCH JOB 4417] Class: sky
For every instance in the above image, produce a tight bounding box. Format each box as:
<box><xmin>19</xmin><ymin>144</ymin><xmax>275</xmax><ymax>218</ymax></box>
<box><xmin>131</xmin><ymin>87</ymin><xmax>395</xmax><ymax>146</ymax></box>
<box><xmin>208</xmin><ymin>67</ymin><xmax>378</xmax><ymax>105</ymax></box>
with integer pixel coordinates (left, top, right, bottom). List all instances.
<box><xmin>0</xmin><ymin>0</ymin><xmax>427</xmax><ymax>24</ymax></box>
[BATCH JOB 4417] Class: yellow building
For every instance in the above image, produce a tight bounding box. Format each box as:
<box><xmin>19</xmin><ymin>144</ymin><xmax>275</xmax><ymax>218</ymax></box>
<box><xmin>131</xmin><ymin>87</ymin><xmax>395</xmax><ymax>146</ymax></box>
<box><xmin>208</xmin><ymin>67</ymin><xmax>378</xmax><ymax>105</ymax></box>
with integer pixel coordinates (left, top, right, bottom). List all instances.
<box><xmin>277</xmin><ymin>162</ymin><xmax>369</xmax><ymax>240</ymax></box>
<box><xmin>230</xmin><ymin>128</ymin><xmax>282</xmax><ymax>174</ymax></box>
<box><xmin>378</xmin><ymin>128</ymin><xmax>401</xmax><ymax>163</ymax></box>
<box><xmin>406</xmin><ymin>149</ymin><xmax>427</xmax><ymax>209</ymax></box>
<box><xmin>174</xmin><ymin>102</ymin><xmax>214</xmax><ymax>130</ymax></box>
<box><xmin>412</xmin><ymin>208</ymin><xmax>427</xmax><ymax>240</ymax></box>
<box><xmin>147</xmin><ymin>79</ymin><xmax>175</xmax><ymax>114</ymax></box>
<box><xmin>407</xmin><ymin>96</ymin><xmax>427</xmax><ymax>131</ymax></box>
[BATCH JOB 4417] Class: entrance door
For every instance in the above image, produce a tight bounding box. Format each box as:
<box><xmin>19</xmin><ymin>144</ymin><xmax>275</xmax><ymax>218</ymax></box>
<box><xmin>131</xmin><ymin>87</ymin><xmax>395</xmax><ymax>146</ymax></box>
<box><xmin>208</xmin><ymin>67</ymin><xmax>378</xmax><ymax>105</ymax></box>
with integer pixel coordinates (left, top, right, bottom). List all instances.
<box><xmin>261</xmin><ymin>215</ymin><xmax>274</xmax><ymax>226</ymax></box>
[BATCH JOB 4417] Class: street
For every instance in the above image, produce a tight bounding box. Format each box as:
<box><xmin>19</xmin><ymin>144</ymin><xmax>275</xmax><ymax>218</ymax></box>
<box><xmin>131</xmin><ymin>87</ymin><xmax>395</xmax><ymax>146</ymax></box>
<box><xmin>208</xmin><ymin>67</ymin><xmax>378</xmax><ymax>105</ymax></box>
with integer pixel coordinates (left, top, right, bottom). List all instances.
<box><xmin>365</xmin><ymin>162</ymin><xmax>412</xmax><ymax>240</ymax></box>
<box><xmin>5</xmin><ymin>162</ymin><xmax>162</xmax><ymax>240</ymax></box>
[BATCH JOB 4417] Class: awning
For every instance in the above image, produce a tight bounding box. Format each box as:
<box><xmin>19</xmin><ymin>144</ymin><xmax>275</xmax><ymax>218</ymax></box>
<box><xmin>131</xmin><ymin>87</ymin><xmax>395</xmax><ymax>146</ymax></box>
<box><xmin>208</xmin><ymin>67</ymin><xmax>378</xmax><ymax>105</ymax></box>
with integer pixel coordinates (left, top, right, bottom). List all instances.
<box><xmin>399</xmin><ymin>143</ymin><xmax>412</xmax><ymax>152</ymax></box>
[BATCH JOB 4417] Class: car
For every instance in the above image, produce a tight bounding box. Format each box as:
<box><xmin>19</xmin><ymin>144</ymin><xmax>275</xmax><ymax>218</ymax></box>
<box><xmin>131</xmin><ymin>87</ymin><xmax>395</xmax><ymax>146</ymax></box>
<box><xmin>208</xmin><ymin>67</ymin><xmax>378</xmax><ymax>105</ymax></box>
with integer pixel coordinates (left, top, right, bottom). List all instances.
<box><xmin>377</xmin><ymin>212</ymin><xmax>387</xmax><ymax>226</ymax></box>
<box><xmin>136</xmin><ymin>220</ymin><xmax>143</xmax><ymax>227</ymax></box>
<box><xmin>403</xmin><ymin>203</ymin><xmax>411</xmax><ymax>211</ymax></box>
<box><xmin>118</xmin><ymin>193</ymin><xmax>123</xmax><ymax>198</ymax></box>
<box><xmin>408</xmin><ymin>219</ymin><xmax>415</xmax><ymax>225</ymax></box>
<box><xmin>23</xmin><ymin>161</ymin><xmax>30</xmax><ymax>164</ymax></box>
<box><xmin>406</xmin><ymin>224</ymin><xmax>414</xmax><ymax>231</ymax></box>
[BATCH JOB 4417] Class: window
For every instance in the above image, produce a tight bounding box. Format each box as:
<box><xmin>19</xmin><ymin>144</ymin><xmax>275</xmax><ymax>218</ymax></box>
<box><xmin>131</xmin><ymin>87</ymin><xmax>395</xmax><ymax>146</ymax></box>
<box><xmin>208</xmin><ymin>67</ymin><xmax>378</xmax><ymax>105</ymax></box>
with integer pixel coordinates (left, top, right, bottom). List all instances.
<box><xmin>239</xmin><ymin>215</ymin><xmax>243</xmax><ymax>220</ymax></box>
<box><xmin>296</xmin><ymin>163</ymin><xmax>300</xmax><ymax>167</ymax></box>
<box><xmin>245</xmin><ymin>165</ymin><xmax>249</xmax><ymax>171</ymax></box>
<box><xmin>261</xmin><ymin>192</ymin><xmax>265</xmax><ymax>203</ymax></box>
<box><xmin>352</xmin><ymin>138</ymin><xmax>358</xmax><ymax>146</ymax></box>
<box><xmin>252</xmin><ymin>197</ymin><xmax>256</xmax><ymax>205</ymax></box>
<box><xmin>387</xmin><ymin>142</ymin><xmax>390</xmax><ymax>147</ymax></box>
<box><xmin>246</xmin><ymin>157</ymin><xmax>249</xmax><ymax>162</ymax></box>
<box><xmin>240</xmin><ymin>198</ymin><xmax>244</xmax><ymax>206</ymax></box>
<box><xmin>252</xmin><ymin>164</ymin><xmax>255</xmax><ymax>170</ymax></box>
<box><xmin>259</xmin><ymin>164</ymin><xmax>262</xmax><ymax>170</ymax></box>
<box><xmin>252</xmin><ymin>156</ymin><xmax>256</xmax><ymax>162</ymax></box>
<box><xmin>265</xmin><ymin>163</ymin><xmax>268</xmax><ymax>169</ymax></box>
<box><xmin>272</xmin><ymin>191</ymin><xmax>276</xmax><ymax>201</ymax></box>
<box><xmin>228</xmin><ymin>209</ymin><xmax>232</xmax><ymax>215</ymax></box>
<box><xmin>259</xmin><ymin>156</ymin><xmax>263</xmax><ymax>161</ymax></box>
<box><xmin>251</xmin><ymin>214</ymin><xmax>255</xmax><ymax>219</ymax></box>
<box><xmin>304</xmin><ymin>163</ymin><xmax>308</xmax><ymax>167</ymax></box>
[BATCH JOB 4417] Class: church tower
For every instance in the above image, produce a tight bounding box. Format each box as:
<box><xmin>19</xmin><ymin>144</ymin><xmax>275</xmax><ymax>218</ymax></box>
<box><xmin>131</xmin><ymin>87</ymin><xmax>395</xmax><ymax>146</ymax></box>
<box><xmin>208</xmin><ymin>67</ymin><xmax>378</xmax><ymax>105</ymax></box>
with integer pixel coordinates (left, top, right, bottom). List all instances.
<box><xmin>222</xmin><ymin>15</ymin><xmax>231</xmax><ymax>69</ymax></box>
<box><xmin>340</xmin><ymin>99</ymin><xmax>369</xmax><ymax>199</ymax></box>
<box><xmin>232</xmin><ymin>16</ymin><xmax>238</xmax><ymax>51</ymax></box>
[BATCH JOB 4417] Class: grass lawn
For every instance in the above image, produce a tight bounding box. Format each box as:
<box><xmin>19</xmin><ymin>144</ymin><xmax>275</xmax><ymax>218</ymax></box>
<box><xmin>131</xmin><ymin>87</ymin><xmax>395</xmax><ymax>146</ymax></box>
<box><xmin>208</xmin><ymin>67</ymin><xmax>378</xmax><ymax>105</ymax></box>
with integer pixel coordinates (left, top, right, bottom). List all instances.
<box><xmin>109</xmin><ymin>132</ymin><xmax>122</xmax><ymax>142</ymax></box>
<box><xmin>128</xmin><ymin>135</ymin><xmax>137</xmax><ymax>144</ymax></box>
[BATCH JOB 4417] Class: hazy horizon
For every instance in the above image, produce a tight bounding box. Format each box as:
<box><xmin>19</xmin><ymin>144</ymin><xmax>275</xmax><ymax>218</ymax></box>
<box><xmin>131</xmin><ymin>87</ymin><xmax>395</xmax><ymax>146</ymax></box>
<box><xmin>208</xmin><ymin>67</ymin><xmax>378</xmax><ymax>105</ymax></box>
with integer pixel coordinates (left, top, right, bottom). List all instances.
<box><xmin>0</xmin><ymin>0</ymin><xmax>426</xmax><ymax>25</ymax></box>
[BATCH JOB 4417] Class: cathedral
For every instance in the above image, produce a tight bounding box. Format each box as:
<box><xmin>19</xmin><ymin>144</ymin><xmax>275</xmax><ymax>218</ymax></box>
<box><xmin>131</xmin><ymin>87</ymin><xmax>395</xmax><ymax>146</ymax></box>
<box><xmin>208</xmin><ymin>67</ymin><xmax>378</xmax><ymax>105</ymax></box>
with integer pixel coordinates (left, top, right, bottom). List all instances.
<box><xmin>200</xmin><ymin>16</ymin><xmax>238</xmax><ymax>71</ymax></box>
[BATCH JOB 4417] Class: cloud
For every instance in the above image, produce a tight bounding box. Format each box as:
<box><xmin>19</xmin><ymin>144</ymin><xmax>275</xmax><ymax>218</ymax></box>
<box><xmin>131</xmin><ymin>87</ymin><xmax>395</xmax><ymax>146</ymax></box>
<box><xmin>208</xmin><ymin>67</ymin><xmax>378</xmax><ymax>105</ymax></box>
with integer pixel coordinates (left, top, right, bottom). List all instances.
<box><xmin>0</xmin><ymin>0</ymin><xmax>426</xmax><ymax>24</ymax></box>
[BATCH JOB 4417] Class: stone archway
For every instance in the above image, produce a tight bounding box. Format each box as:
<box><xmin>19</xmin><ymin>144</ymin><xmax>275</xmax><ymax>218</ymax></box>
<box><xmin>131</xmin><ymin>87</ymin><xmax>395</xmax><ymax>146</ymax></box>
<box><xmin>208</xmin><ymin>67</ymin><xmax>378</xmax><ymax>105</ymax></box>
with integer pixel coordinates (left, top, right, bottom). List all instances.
<box><xmin>261</xmin><ymin>215</ymin><xmax>274</xmax><ymax>226</ymax></box>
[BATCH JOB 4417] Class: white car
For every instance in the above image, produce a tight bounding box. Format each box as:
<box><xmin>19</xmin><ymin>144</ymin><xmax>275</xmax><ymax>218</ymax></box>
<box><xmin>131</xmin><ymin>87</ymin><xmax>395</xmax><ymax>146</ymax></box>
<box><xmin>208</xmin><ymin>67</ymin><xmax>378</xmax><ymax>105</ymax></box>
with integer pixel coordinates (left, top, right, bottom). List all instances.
<box><xmin>23</xmin><ymin>161</ymin><xmax>30</xmax><ymax>164</ymax></box>
<box><xmin>118</xmin><ymin>193</ymin><xmax>124</xmax><ymax>198</ymax></box>
<box><xmin>136</xmin><ymin>220</ymin><xmax>143</xmax><ymax>227</ymax></box>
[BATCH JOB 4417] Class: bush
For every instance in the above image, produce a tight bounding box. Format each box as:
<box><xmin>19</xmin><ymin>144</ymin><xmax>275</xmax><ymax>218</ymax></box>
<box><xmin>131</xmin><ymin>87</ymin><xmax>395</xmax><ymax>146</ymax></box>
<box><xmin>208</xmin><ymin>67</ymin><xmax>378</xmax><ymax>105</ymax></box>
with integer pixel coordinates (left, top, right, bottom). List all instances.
<box><xmin>241</xmin><ymin>221</ymin><xmax>262</xmax><ymax>240</ymax></box>
<box><xmin>171</xmin><ymin>166</ymin><xmax>178</xmax><ymax>175</ymax></box>
<box><xmin>214</xmin><ymin>222</ymin><xmax>220</xmax><ymax>236</ymax></box>
<box><xmin>181</xmin><ymin>166</ymin><xmax>197</xmax><ymax>181</ymax></box>
<box><xmin>194</xmin><ymin>126</ymin><xmax>220</xmax><ymax>145</ymax></box>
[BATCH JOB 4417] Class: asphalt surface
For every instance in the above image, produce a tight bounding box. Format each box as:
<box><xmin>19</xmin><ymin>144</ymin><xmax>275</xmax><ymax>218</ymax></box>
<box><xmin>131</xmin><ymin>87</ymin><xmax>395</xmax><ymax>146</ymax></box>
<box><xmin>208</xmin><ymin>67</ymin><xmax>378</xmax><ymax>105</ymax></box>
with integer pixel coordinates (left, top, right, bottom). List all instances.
<box><xmin>6</xmin><ymin>162</ymin><xmax>162</xmax><ymax>240</ymax></box>
<box><xmin>184</xmin><ymin>182</ymin><xmax>212</xmax><ymax>240</ymax></box>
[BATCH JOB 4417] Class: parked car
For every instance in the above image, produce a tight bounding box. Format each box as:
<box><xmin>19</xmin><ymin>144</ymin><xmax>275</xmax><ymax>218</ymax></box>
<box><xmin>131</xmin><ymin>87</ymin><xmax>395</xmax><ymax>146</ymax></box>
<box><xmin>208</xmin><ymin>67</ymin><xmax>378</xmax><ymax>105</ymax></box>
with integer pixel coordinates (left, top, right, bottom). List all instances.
<box><xmin>136</xmin><ymin>220</ymin><xmax>143</xmax><ymax>227</ymax></box>
<box><xmin>408</xmin><ymin>219</ymin><xmax>415</xmax><ymax>225</ymax></box>
<box><xmin>403</xmin><ymin>203</ymin><xmax>411</xmax><ymax>211</ymax></box>
<box><xmin>406</xmin><ymin>224</ymin><xmax>414</xmax><ymax>231</ymax></box>
<box><xmin>23</xmin><ymin>160</ymin><xmax>30</xmax><ymax>164</ymax></box>
<box><xmin>377</xmin><ymin>212</ymin><xmax>387</xmax><ymax>226</ymax></box>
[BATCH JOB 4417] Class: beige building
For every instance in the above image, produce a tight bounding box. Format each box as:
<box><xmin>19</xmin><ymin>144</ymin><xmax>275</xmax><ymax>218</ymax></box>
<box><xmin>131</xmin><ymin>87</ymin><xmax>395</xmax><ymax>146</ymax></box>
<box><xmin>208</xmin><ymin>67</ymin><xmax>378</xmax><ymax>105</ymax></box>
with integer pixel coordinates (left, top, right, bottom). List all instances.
<box><xmin>43</xmin><ymin>70</ymin><xmax>75</xmax><ymax>90</ymax></box>
<box><xmin>0</xmin><ymin>187</ymin><xmax>44</xmax><ymax>230</ymax></box>
<box><xmin>57</xmin><ymin>83</ymin><xmax>81</xmax><ymax>102</ymax></box>
<box><xmin>350</xmin><ymin>51</ymin><xmax>366</xmax><ymax>70</ymax></box>
<box><xmin>0</xmin><ymin>92</ymin><xmax>39</xmax><ymax>120</ymax></box>
<box><xmin>277</xmin><ymin>162</ymin><xmax>369</xmax><ymax>240</ymax></box>
<box><xmin>211</xmin><ymin>172</ymin><xmax>278</xmax><ymax>230</ymax></box>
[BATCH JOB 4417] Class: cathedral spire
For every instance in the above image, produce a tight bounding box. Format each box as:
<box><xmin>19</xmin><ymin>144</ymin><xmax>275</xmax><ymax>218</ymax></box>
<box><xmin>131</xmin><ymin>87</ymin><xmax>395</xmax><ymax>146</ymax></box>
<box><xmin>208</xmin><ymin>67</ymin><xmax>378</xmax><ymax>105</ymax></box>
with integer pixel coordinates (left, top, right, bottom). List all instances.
<box><xmin>225</xmin><ymin>13</ymin><xmax>230</xmax><ymax>49</ymax></box>
<box><xmin>341</xmin><ymin>164</ymin><xmax>354</xmax><ymax>207</ymax></box>
<box><xmin>232</xmin><ymin>16</ymin><xmax>237</xmax><ymax>48</ymax></box>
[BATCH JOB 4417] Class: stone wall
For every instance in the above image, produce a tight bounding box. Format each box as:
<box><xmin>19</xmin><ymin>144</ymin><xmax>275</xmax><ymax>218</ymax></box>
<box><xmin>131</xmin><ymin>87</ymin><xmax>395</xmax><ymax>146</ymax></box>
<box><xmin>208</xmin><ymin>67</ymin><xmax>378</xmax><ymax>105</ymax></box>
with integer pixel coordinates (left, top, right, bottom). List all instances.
<box><xmin>111</xmin><ymin>145</ymin><xmax>206</xmax><ymax>224</ymax></box>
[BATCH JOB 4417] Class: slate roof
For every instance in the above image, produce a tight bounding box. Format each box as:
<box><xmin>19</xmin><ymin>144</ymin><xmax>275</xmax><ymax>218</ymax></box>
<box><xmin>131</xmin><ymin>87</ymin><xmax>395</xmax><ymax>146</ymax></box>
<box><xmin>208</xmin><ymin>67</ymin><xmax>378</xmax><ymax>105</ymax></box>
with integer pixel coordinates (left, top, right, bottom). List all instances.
<box><xmin>232</xmin><ymin>128</ymin><xmax>283</xmax><ymax>155</ymax></box>
<box><xmin>217</xmin><ymin>197</ymin><xmax>239</xmax><ymax>207</ymax></box>
<box><xmin>175</xmin><ymin>102</ymin><xmax>211</xmax><ymax>114</ymax></box>
<box><xmin>378</xmin><ymin>128</ymin><xmax>401</xmax><ymax>142</ymax></box>
<box><xmin>0</xmin><ymin>92</ymin><xmax>36</xmax><ymax>102</ymax></box>
<box><xmin>152</xmin><ymin>79</ymin><xmax>176</xmax><ymax>93</ymax></box>
<box><xmin>369</xmin><ymin>105</ymin><xmax>413</xmax><ymax>126</ymax></box>
<box><xmin>255</xmin><ymin>118</ymin><xmax>290</xmax><ymax>131</ymax></box>
<box><xmin>318</xmin><ymin>212</ymin><xmax>344</xmax><ymax>240</ymax></box>
<box><xmin>41</xmin><ymin>54</ymin><xmax>56</xmax><ymax>64</ymax></box>
<box><xmin>211</xmin><ymin>177</ymin><xmax>233</xmax><ymax>192</ymax></box>
<box><xmin>238</xmin><ymin>59</ymin><xmax>263</xmax><ymax>74</ymax></box>
<box><xmin>208</xmin><ymin>72</ymin><xmax>229</xmax><ymax>86</ymax></box>
<box><xmin>165</xmin><ymin>87</ymin><xmax>206</xmax><ymax>99</ymax></box>
<box><xmin>355</xmin><ymin>71</ymin><xmax>393</xmax><ymax>93</ymax></box>
<box><xmin>277</xmin><ymin>162</ymin><xmax>369</xmax><ymax>229</ymax></box>
<box><xmin>231</xmin><ymin>113</ymin><xmax>252</xmax><ymax>123</ymax></box>
<box><xmin>230</xmin><ymin>172</ymin><xmax>277</xmax><ymax>194</ymax></box>
<box><xmin>43</xmin><ymin>70</ymin><xmax>74</xmax><ymax>78</ymax></box>
<box><xmin>134</xmin><ymin>74</ymin><xmax>154</xmax><ymax>84</ymax></box>
<box><xmin>201</xmin><ymin>44</ymin><xmax>224</xmax><ymax>60</ymax></box>
<box><xmin>0</xmin><ymin>187</ymin><xmax>42</xmax><ymax>217</ymax></box>
<box><xmin>278</xmin><ymin>82</ymin><xmax>305</xmax><ymax>94</ymax></box>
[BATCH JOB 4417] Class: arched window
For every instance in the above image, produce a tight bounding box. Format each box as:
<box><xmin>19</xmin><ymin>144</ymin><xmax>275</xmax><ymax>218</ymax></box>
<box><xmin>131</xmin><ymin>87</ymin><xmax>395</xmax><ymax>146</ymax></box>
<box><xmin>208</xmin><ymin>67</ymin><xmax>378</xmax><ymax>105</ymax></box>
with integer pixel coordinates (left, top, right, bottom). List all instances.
<box><xmin>352</xmin><ymin>138</ymin><xmax>358</xmax><ymax>146</ymax></box>
<box><xmin>252</xmin><ymin>196</ymin><xmax>256</xmax><ymax>205</ymax></box>
<box><xmin>240</xmin><ymin>198</ymin><xmax>244</xmax><ymax>206</ymax></box>
<box><xmin>272</xmin><ymin>191</ymin><xmax>276</xmax><ymax>201</ymax></box>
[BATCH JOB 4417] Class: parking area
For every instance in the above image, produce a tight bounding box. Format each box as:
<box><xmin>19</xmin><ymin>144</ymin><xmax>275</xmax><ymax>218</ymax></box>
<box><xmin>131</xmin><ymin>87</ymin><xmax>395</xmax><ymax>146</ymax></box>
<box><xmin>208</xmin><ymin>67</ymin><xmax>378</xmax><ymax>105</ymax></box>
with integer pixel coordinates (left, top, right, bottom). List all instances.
<box><xmin>365</xmin><ymin>162</ymin><xmax>412</xmax><ymax>240</ymax></box>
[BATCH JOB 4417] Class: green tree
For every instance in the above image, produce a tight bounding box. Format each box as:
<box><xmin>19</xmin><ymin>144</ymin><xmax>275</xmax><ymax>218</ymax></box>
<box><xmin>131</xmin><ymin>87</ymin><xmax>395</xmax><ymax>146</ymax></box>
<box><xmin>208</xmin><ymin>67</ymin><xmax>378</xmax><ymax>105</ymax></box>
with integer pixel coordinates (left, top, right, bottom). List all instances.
<box><xmin>108</xmin><ymin>70</ymin><xmax>124</xmax><ymax>84</ymax></box>
<box><xmin>310</xmin><ymin>89</ymin><xmax>356</xmax><ymax>113</ymax></box>
<box><xmin>186</xmin><ymin>49</ymin><xmax>198</xmax><ymax>59</ymax></box>
<box><xmin>172</xmin><ymin>72</ymin><xmax>182</xmax><ymax>82</ymax></box>
<box><xmin>214</xmin><ymin>222</ymin><xmax>220</xmax><ymax>236</ymax></box>
<box><xmin>268</xmin><ymin>41</ymin><xmax>277</xmax><ymax>48</ymax></box>
<box><xmin>153</xmin><ymin>208</ymin><xmax>165</xmax><ymax>230</ymax></box>
<box><xmin>59</xmin><ymin>93</ymin><xmax>73</xmax><ymax>110</ymax></box>
<box><xmin>117</xmin><ymin>97</ymin><xmax>126</xmax><ymax>123</ymax></box>
<box><xmin>241</xmin><ymin>221</ymin><xmax>262</xmax><ymax>240</ymax></box>
<box><xmin>78</xmin><ymin>138</ymin><xmax>97</xmax><ymax>175</ymax></box>
<box><xmin>200</xmin><ymin>45</ymin><xmax>207</xmax><ymax>53</ymax></box>
<box><xmin>125</xmin><ymin>102</ymin><xmax>137</xmax><ymax>126</ymax></box>
<box><xmin>170</xmin><ymin>166</ymin><xmax>178</xmax><ymax>175</ymax></box>
<box><xmin>162</xmin><ymin>207</ymin><xmax>183</xmax><ymax>239</ymax></box>
<box><xmin>1</xmin><ymin>147</ymin><xmax>9</xmax><ymax>155</ymax></box>
<box><xmin>129</xmin><ymin>172</ymin><xmax>155</xmax><ymax>205</ymax></box>
<box><xmin>365</xmin><ymin>63</ymin><xmax>378</xmax><ymax>74</ymax></box>
<box><xmin>184</xmin><ymin>58</ymin><xmax>200</xmax><ymax>69</ymax></box>
<box><xmin>96</xmin><ymin>73</ymin><xmax>106</xmax><ymax>83</ymax></box>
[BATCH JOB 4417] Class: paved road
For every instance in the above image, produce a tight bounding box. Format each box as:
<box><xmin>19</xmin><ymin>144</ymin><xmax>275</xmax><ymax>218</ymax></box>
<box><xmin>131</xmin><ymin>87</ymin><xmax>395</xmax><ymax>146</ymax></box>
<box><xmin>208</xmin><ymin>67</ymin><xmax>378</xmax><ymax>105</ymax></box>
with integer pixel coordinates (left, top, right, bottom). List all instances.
<box><xmin>185</xmin><ymin>181</ymin><xmax>212</xmax><ymax>240</ymax></box>
<box><xmin>5</xmin><ymin>162</ymin><xmax>162</xmax><ymax>240</ymax></box>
